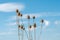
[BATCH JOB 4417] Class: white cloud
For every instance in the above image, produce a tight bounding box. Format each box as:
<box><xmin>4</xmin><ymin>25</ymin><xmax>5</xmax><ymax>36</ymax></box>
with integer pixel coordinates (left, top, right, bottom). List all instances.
<box><xmin>6</xmin><ymin>21</ymin><xmax>27</xmax><ymax>26</ymax></box>
<box><xmin>0</xmin><ymin>3</ymin><xmax>25</xmax><ymax>12</ymax></box>
<box><xmin>0</xmin><ymin>28</ymin><xmax>17</xmax><ymax>35</ymax></box>
<box><xmin>40</xmin><ymin>12</ymin><xmax>60</xmax><ymax>17</ymax></box>
<box><xmin>8</xmin><ymin>28</ymin><xmax>16</xmax><ymax>31</ymax></box>
<box><xmin>5</xmin><ymin>22</ymin><xmax>16</xmax><ymax>26</ymax></box>
<box><xmin>0</xmin><ymin>32</ymin><xmax>15</xmax><ymax>35</ymax></box>
<box><xmin>44</xmin><ymin>20</ymin><xmax>50</xmax><ymax>26</ymax></box>
<box><xmin>43</xmin><ymin>20</ymin><xmax>50</xmax><ymax>29</ymax></box>
<box><xmin>54</xmin><ymin>21</ymin><xmax>60</xmax><ymax>25</ymax></box>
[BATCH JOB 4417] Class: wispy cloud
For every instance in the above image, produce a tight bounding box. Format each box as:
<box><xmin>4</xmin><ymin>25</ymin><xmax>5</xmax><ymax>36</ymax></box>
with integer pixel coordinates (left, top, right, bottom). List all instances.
<box><xmin>6</xmin><ymin>13</ymin><xmax>41</xmax><ymax>26</ymax></box>
<box><xmin>7</xmin><ymin>12</ymin><xmax>60</xmax><ymax>21</ymax></box>
<box><xmin>6</xmin><ymin>22</ymin><xmax>16</xmax><ymax>26</ymax></box>
<box><xmin>0</xmin><ymin>29</ymin><xmax>16</xmax><ymax>37</ymax></box>
<box><xmin>44</xmin><ymin>20</ymin><xmax>50</xmax><ymax>27</ymax></box>
<box><xmin>0</xmin><ymin>32</ymin><xmax>15</xmax><ymax>35</ymax></box>
<box><xmin>6</xmin><ymin>21</ymin><xmax>27</xmax><ymax>26</ymax></box>
<box><xmin>23</xmin><ymin>13</ymin><xmax>41</xmax><ymax>18</ymax></box>
<box><xmin>0</xmin><ymin>3</ymin><xmax>25</xmax><ymax>12</ymax></box>
<box><xmin>54</xmin><ymin>21</ymin><xmax>60</xmax><ymax>25</ymax></box>
<box><xmin>43</xmin><ymin>20</ymin><xmax>50</xmax><ymax>29</ymax></box>
<box><xmin>7</xmin><ymin>13</ymin><xmax>41</xmax><ymax>21</ymax></box>
<box><xmin>22</xmin><ymin>12</ymin><xmax>60</xmax><ymax>19</ymax></box>
<box><xmin>6</xmin><ymin>12</ymin><xmax>60</xmax><ymax>28</ymax></box>
<box><xmin>39</xmin><ymin>12</ymin><xmax>60</xmax><ymax>17</ymax></box>
<box><xmin>9</xmin><ymin>28</ymin><xmax>16</xmax><ymax>31</ymax></box>
<box><xmin>0</xmin><ymin>28</ymin><xmax>16</xmax><ymax>35</ymax></box>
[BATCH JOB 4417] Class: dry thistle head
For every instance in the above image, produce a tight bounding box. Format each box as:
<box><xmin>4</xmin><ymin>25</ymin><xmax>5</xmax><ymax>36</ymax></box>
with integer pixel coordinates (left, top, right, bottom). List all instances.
<box><xmin>16</xmin><ymin>9</ymin><xmax>19</xmax><ymax>13</ymax></box>
<box><xmin>41</xmin><ymin>19</ymin><xmax>44</xmax><ymax>23</ymax></box>
<box><xmin>21</xmin><ymin>25</ymin><xmax>25</xmax><ymax>30</ymax></box>
<box><xmin>18</xmin><ymin>13</ymin><xmax>22</xmax><ymax>17</ymax></box>
<box><xmin>34</xmin><ymin>23</ymin><xmax>36</xmax><ymax>28</ymax></box>
<box><xmin>27</xmin><ymin>15</ymin><xmax>30</xmax><ymax>19</ymax></box>
<box><xmin>18</xmin><ymin>25</ymin><xmax>21</xmax><ymax>28</ymax></box>
<box><xmin>33</xmin><ymin>16</ymin><xmax>35</xmax><ymax>19</ymax></box>
<box><xmin>21</xmin><ymin>14</ymin><xmax>22</xmax><ymax>17</ymax></box>
<box><xmin>18</xmin><ymin>12</ymin><xmax>21</xmax><ymax>16</ymax></box>
<box><xmin>23</xmin><ymin>28</ymin><xmax>25</xmax><ymax>30</ymax></box>
<box><xmin>29</xmin><ymin>25</ymin><xmax>32</xmax><ymax>29</ymax></box>
<box><xmin>21</xmin><ymin>25</ymin><xmax>23</xmax><ymax>29</ymax></box>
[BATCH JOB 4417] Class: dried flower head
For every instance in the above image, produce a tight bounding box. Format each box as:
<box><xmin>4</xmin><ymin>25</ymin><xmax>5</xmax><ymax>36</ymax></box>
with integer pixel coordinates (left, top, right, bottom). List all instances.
<box><xmin>33</xmin><ymin>16</ymin><xmax>35</xmax><ymax>19</ymax></box>
<box><xmin>34</xmin><ymin>23</ymin><xmax>36</xmax><ymax>28</ymax></box>
<box><xmin>41</xmin><ymin>19</ymin><xmax>44</xmax><ymax>23</ymax></box>
<box><xmin>16</xmin><ymin>9</ymin><xmax>19</xmax><ymax>13</ymax></box>
<box><xmin>27</xmin><ymin>15</ymin><xmax>30</xmax><ymax>19</ymax></box>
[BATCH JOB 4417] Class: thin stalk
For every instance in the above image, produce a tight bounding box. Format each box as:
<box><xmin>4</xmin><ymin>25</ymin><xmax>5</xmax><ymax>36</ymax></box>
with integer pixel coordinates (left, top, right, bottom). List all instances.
<box><xmin>22</xmin><ymin>29</ymin><xmax>24</xmax><ymax>40</ymax></box>
<box><xmin>18</xmin><ymin>27</ymin><xmax>20</xmax><ymax>40</ymax></box>
<box><xmin>21</xmin><ymin>15</ymin><xmax>24</xmax><ymax>40</ymax></box>
<box><xmin>33</xmin><ymin>17</ymin><xmax>36</xmax><ymax>40</ymax></box>
<box><xmin>24</xmin><ymin>30</ymin><xmax>29</xmax><ymax>39</ymax></box>
<box><xmin>39</xmin><ymin>23</ymin><xmax>43</xmax><ymax>40</ymax></box>
<box><xmin>27</xmin><ymin>16</ymin><xmax>30</xmax><ymax>40</ymax></box>
<box><xmin>28</xmin><ymin>19</ymin><xmax>30</xmax><ymax>40</ymax></box>
<box><xmin>34</xmin><ymin>28</ymin><xmax>36</xmax><ymax>40</ymax></box>
<box><xmin>16</xmin><ymin>12</ymin><xmax>20</xmax><ymax>40</ymax></box>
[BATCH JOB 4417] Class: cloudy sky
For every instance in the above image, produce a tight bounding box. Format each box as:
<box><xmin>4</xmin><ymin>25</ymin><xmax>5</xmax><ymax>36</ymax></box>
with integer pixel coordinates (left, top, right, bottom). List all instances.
<box><xmin>0</xmin><ymin>0</ymin><xmax>60</xmax><ymax>40</ymax></box>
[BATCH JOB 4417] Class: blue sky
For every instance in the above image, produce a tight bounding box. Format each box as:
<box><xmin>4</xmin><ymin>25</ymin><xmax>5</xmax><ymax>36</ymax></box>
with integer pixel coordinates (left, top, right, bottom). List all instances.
<box><xmin>0</xmin><ymin>0</ymin><xmax>60</xmax><ymax>40</ymax></box>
